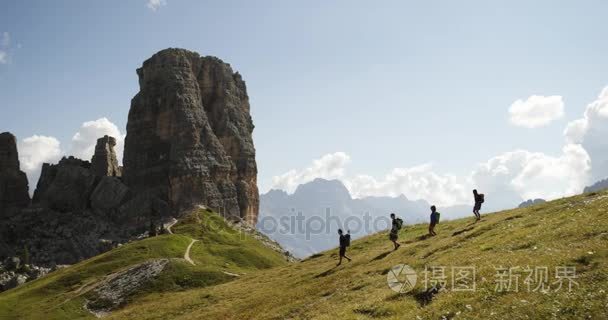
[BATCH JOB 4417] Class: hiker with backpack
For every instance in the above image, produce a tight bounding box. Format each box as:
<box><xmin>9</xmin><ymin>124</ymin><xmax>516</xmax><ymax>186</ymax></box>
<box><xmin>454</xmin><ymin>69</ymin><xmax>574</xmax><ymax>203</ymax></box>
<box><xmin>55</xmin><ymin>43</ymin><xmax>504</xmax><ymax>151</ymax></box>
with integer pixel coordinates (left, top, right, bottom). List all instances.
<box><xmin>336</xmin><ymin>229</ymin><xmax>352</xmax><ymax>266</ymax></box>
<box><xmin>428</xmin><ymin>205</ymin><xmax>440</xmax><ymax>236</ymax></box>
<box><xmin>389</xmin><ymin>213</ymin><xmax>403</xmax><ymax>250</ymax></box>
<box><xmin>473</xmin><ymin>189</ymin><xmax>484</xmax><ymax>221</ymax></box>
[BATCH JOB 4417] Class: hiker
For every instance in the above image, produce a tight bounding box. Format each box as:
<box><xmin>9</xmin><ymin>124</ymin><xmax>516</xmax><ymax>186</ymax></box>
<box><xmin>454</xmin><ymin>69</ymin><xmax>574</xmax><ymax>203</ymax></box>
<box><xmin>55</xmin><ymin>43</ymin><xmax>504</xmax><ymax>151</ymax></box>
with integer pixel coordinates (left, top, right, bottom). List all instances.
<box><xmin>337</xmin><ymin>229</ymin><xmax>351</xmax><ymax>266</ymax></box>
<box><xmin>428</xmin><ymin>205</ymin><xmax>440</xmax><ymax>236</ymax></box>
<box><xmin>473</xmin><ymin>189</ymin><xmax>485</xmax><ymax>221</ymax></box>
<box><xmin>389</xmin><ymin>213</ymin><xmax>403</xmax><ymax>250</ymax></box>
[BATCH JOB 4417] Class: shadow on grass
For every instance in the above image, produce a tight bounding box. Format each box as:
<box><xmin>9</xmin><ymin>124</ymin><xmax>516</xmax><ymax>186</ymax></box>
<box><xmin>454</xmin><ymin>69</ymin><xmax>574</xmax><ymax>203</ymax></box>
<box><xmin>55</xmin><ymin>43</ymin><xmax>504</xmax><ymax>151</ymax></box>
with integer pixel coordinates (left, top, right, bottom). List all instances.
<box><xmin>504</xmin><ymin>215</ymin><xmax>524</xmax><ymax>221</ymax></box>
<box><xmin>371</xmin><ymin>251</ymin><xmax>393</xmax><ymax>261</ymax></box>
<box><xmin>303</xmin><ymin>253</ymin><xmax>324</xmax><ymax>262</ymax></box>
<box><xmin>314</xmin><ymin>266</ymin><xmax>338</xmax><ymax>278</ymax></box>
<box><xmin>452</xmin><ymin>226</ymin><xmax>475</xmax><ymax>236</ymax></box>
<box><xmin>385</xmin><ymin>285</ymin><xmax>442</xmax><ymax>307</ymax></box>
<box><xmin>411</xmin><ymin>286</ymin><xmax>441</xmax><ymax>306</ymax></box>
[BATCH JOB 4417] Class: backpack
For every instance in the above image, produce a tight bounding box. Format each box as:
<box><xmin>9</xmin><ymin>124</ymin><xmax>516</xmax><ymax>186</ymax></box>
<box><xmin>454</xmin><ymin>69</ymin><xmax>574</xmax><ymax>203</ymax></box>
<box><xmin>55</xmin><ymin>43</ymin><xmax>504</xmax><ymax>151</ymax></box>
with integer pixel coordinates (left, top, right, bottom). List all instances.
<box><xmin>433</xmin><ymin>212</ymin><xmax>441</xmax><ymax>223</ymax></box>
<box><xmin>394</xmin><ymin>218</ymin><xmax>403</xmax><ymax>230</ymax></box>
<box><xmin>344</xmin><ymin>234</ymin><xmax>351</xmax><ymax>247</ymax></box>
<box><xmin>479</xmin><ymin>194</ymin><xmax>485</xmax><ymax>203</ymax></box>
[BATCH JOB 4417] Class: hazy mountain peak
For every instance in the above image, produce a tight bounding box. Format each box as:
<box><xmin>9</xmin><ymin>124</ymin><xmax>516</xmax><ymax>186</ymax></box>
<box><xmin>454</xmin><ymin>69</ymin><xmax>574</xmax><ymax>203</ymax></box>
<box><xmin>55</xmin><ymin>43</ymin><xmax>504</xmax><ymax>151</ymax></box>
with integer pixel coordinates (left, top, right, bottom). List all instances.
<box><xmin>293</xmin><ymin>178</ymin><xmax>352</xmax><ymax>201</ymax></box>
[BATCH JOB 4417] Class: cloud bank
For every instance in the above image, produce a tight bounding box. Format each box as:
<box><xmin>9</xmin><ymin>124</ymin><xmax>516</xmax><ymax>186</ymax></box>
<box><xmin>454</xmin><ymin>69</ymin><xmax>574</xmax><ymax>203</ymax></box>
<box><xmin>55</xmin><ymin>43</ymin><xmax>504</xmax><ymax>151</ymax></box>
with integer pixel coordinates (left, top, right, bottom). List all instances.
<box><xmin>17</xmin><ymin>135</ymin><xmax>62</xmax><ymax>189</ymax></box>
<box><xmin>508</xmin><ymin>95</ymin><xmax>564</xmax><ymax>128</ymax></box>
<box><xmin>271</xmin><ymin>87</ymin><xmax>607</xmax><ymax>208</ymax></box>
<box><xmin>564</xmin><ymin>86</ymin><xmax>608</xmax><ymax>181</ymax></box>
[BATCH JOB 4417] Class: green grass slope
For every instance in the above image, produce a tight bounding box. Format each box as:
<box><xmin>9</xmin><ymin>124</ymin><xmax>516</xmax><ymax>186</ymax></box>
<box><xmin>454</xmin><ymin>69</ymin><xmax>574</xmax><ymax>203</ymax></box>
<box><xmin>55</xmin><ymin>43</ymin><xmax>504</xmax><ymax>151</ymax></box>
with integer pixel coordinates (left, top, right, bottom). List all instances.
<box><xmin>0</xmin><ymin>209</ymin><xmax>288</xmax><ymax>319</ymax></box>
<box><xmin>106</xmin><ymin>191</ymin><xmax>607</xmax><ymax>320</ymax></box>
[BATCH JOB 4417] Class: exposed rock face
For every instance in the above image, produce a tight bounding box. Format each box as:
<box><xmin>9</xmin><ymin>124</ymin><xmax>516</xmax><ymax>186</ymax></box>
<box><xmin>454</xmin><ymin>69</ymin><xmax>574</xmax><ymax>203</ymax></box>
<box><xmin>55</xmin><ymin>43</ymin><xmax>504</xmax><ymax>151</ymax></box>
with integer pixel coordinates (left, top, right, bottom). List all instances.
<box><xmin>91</xmin><ymin>135</ymin><xmax>121</xmax><ymax>177</ymax></box>
<box><xmin>0</xmin><ymin>132</ymin><xmax>30</xmax><ymax>216</ymax></box>
<box><xmin>32</xmin><ymin>156</ymin><xmax>96</xmax><ymax>212</ymax></box>
<box><xmin>584</xmin><ymin>178</ymin><xmax>608</xmax><ymax>194</ymax></box>
<box><xmin>3</xmin><ymin>152</ymin><xmax>163</xmax><ymax>266</ymax></box>
<box><xmin>518</xmin><ymin>198</ymin><xmax>546</xmax><ymax>208</ymax></box>
<box><xmin>123</xmin><ymin>48</ymin><xmax>259</xmax><ymax>224</ymax></box>
<box><xmin>86</xmin><ymin>259</ymin><xmax>169</xmax><ymax>315</ymax></box>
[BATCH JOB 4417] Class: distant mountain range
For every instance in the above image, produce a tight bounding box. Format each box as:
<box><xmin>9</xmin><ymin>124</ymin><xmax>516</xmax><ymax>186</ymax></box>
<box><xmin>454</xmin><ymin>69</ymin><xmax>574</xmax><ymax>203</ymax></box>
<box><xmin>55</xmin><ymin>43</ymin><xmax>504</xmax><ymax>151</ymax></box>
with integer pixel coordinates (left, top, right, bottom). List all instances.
<box><xmin>584</xmin><ymin>177</ymin><xmax>608</xmax><ymax>193</ymax></box>
<box><xmin>518</xmin><ymin>198</ymin><xmax>546</xmax><ymax>208</ymax></box>
<box><xmin>256</xmin><ymin>178</ymin><xmax>472</xmax><ymax>257</ymax></box>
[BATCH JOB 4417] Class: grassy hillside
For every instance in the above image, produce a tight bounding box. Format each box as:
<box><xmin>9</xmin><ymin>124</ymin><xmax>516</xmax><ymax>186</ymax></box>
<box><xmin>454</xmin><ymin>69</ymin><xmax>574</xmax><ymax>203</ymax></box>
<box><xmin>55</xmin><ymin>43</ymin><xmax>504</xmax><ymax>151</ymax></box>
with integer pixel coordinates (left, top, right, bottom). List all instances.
<box><xmin>0</xmin><ymin>209</ymin><xmax>288</xmax><ymax>319</ymax></box>
<box><xmin>2</xmin><ymin>191</ymin><xmax>607</xmax><ymax>319</ymax></box>
<box><xmin>111</xmin><ymin>191</ymin><xmax>607</xmax><ymax>320</ymax></box>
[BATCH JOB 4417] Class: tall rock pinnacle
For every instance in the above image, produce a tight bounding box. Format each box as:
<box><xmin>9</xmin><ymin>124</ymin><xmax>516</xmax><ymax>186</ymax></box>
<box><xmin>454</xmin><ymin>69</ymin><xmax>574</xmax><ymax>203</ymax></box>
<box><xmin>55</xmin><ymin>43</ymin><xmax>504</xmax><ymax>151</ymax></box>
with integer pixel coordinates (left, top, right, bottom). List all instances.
<box><xmin>122</xmin><ymin>48</ymin><xmax>259</xmax><ymax>224</ymax></box>
<box><xmin>0</xmin><ymin>132</ymin><xmax>30</xmax><ymax>216</ymax></box>
<box><xmin>91</xmin><ymin>135</ymin><xmax>121</xmax><ymax>177</ymax></box>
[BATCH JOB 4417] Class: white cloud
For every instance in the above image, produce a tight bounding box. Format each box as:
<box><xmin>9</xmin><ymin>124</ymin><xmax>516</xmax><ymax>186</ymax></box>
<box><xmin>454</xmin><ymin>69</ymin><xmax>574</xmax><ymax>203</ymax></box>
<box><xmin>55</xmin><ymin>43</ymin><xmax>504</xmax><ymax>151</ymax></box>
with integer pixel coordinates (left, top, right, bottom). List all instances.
<box><xmin>508</xmin><ymin>95</ymin><xmax>564</xmax><ymax>128</ymax></box>
<box><xmin>270</xmin><ymin>152</ymin><xmax>350</xmax><ymax>193</ymax></box>
<box><xmin>18</xmin><ymin>135</ymin><xmax>62</xmax><ymax>191</ymax></box>
<box><xmin>0</xmin><ymin>51</ymin><xmax>7</xmax><ymax>64</ymax></box>
<box><xmin>70</xmin><ymin>118</ymin><xmax>125</xmax><ymax>163</ymax></box>
<box><xmin>564</xmin><ymin>86</ymin><xmax>608</xmax><ymax>181</ymax></box>
<box><xmin>146</xmin><ymin>0</ymin><xmax>166</xmax><ymax>11</ymax></box>
<box><xmin>472</xmin><ymin>145</ymin><xmax>590</xmax><ymax>203</ymax></box>
<box><xmin>346</xmin><ymin>164</ymin><xmax>471</xmax><ymax>207</ymax></box>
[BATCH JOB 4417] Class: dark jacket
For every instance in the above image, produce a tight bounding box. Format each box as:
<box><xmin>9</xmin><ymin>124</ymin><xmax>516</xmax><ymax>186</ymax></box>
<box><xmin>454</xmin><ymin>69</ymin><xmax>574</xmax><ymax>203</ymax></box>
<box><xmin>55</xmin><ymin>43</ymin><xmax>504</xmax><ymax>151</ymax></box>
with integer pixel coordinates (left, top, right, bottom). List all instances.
<box><xmin>339</xmin><ymin>234</ymin><xmax>348</xmax><ymax>248</ymax></box>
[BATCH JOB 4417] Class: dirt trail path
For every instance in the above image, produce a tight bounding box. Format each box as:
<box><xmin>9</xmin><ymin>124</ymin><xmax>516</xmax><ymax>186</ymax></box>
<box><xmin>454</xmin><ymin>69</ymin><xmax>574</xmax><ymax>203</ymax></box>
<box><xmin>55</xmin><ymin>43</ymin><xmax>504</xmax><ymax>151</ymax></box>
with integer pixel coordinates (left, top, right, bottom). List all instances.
<box><xmin>164</xmin><ymin>218</ymin><xmax>178</xmax><ymax>234</ymax></box>
<box><xmin>184</xmin><ymin>239</ymin><xmax>199</xmax><ymax>265</ymax></box>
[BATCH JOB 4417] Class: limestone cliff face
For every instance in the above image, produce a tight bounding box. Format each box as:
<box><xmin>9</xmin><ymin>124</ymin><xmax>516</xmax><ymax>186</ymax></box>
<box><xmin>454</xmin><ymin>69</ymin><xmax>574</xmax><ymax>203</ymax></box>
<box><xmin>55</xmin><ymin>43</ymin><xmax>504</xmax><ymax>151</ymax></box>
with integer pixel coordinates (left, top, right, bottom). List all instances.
<box><xmin>0</xmin><ymin>132</ymin><xmax>30</xmax><ymax>216</ymax></box>
<box><xmin>123</xmin><ymin>48</ymin><xmax>259</xmax><ymax>224</ymax></box>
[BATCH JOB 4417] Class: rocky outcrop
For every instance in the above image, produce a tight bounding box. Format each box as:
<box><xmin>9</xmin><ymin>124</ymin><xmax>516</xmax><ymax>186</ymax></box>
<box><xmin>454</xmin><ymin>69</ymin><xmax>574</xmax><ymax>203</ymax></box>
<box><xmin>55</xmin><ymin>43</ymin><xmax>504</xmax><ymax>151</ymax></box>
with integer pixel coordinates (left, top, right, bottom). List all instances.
<box><xmin>123</xmin><ymin>48</ymin><xmax>259</xmax><ymax>224</ymax></box>
<box><xmin>91</xmin><ymin>135</ymin><xmax>121</xmax><ymax>177</ymax></box>
<box><xmin>584</xmin><ymin>178</ymin><xmax>608</xmax><ymax>194</ymax></box>
<box><xmin>85</xmin><ymin>259</ymin><xmax>169</xmax><ymax>315</ymax></box>
<box><xmin>32</xmin><ymin>156</ymin><xmax>96</xmax><ymax>212</ymax></box>
<box><xmin>518</xmin><ymin>198</ymin><xmax>546</xmax><ymax>208</ymax></box>
<box><xmin>0</xmin><ymin>258</ymin><xmax>51</xmax><ymax>292</ymax></box>
<box><xmin>0</xmin><ymin>49</ymin><xmax>263</xmax><ymax>272</ymax></box>
<box><xmin>0</xmin><ymin>132</ymin><xmax>30</xmax><ymax>217</ymax></box>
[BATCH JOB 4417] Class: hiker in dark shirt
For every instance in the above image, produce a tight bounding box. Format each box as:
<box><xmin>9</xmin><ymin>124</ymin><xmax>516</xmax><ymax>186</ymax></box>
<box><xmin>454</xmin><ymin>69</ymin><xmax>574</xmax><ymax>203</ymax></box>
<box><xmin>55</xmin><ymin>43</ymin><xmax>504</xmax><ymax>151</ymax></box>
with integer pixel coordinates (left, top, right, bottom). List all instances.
<box><xmin>428</xmin><ymin>205</ymin><xmax>439</xmax><ymax>236</ymax></box>
<box><xmin>389</xmin><ymin>213</ymin><xmax>402</xmax><ymax>250</ymax></box>
<box><xmin>337</xmin><ymin>229</ymin><xmax>351</xmax><ymax>266</ymax></box>
<box><xmin>473</xmin><ymin>189</ymin><xmax>484</xmax><ymax>221</ymax></box>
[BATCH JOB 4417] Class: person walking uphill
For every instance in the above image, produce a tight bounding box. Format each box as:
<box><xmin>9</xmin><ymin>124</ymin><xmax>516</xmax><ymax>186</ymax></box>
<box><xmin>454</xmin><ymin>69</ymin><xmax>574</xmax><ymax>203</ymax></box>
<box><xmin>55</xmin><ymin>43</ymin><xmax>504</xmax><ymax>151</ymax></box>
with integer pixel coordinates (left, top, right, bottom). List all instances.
<box><xmin>336</xmin><ymin>229</ymin><xmax>351</xmax><ymax>266</ymax></box>
<box><xmin>473</xmin><ymin>189</ymin><xmax>485</xmax><ymax>221</ymax></box>
<box><xmin>389</xmin><ymin>213</ymin><xmax>403</xmax><ymax>250</ymax></box>
<box><xmin>428</xmin><ymin>205</ymin><xmax>440</xmax><ymax>236</ymax></box>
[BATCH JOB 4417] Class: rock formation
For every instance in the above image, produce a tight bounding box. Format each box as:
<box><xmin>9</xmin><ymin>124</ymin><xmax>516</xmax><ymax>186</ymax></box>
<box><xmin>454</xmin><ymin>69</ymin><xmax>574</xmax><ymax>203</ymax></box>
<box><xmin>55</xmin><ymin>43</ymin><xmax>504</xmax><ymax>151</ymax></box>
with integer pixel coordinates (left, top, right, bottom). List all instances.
<box><xmin>0</xmin><ymin>132</ymin><xmax>30</xmax><ymax>217</ymax></box>
<box><xmin>32</xmin><ymin>156</ymin><xmax>96</xmax><ymax>212</ymax></box>
<box><xmin>123</xmin><ymin>48</ymin><xmax>259</xmax><ymax>224</ymax></box>
<box><xmin>91</xmin><ymin>135</ymin><xmax>121</xmax><ymax>177</ymax></box>
<box><xmin>1</xmin><ymin>137</ymin><xmax>162</xmax><ymax>267</ymax></box>
<box><xmin>518</xmin><ymin>198</ymin><xmax>546</xmax><ymax>208</ymax></box>
<box><xmin>584</xmin><ymin>178</ymin><xmax>608</xmax><ymax>194</ymax></box>
<box><xmin>0</xmin><ymin>48</ymin><xmax>263</xmax><ymax>271</ymax></box>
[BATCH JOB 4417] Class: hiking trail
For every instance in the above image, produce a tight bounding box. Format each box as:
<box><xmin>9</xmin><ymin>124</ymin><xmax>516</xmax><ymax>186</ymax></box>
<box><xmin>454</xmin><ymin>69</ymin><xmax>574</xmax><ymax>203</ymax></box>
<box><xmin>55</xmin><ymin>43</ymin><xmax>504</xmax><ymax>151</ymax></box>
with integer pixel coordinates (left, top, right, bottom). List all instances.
<box><xmin>184</xmin><ymin>239</ymin><xmax>199</xmax><ymax>265</ymax></box>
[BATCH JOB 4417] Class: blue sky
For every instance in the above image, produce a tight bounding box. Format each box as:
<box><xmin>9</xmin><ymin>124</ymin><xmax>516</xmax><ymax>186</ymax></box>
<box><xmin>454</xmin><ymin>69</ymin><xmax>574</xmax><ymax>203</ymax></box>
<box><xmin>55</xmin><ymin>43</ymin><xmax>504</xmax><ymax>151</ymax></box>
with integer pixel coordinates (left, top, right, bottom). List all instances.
<box><xmin>1</xmin><ymin>1</ymin><xmax>607</xmax><ymax>206</ymax></box>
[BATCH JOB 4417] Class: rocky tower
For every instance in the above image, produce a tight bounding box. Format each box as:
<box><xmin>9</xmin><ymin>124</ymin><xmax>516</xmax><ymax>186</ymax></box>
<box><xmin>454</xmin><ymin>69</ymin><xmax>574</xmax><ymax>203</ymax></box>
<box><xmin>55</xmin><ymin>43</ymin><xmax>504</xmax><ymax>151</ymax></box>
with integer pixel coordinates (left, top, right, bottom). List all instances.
<box><xmin>91</xmin><ymin>135</ymin><xmax>121</xmax><ymax>177</ymax></box>
<box><xmin>0</xmin><ymin>132</ymin><xmax>30</xmax><ymax>216</ymax></box>
<box><xmin>123</xmin><ymin>49</ymin><xmax>259</xmax><ymax>224</ymax></box>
